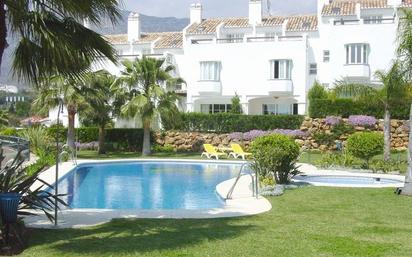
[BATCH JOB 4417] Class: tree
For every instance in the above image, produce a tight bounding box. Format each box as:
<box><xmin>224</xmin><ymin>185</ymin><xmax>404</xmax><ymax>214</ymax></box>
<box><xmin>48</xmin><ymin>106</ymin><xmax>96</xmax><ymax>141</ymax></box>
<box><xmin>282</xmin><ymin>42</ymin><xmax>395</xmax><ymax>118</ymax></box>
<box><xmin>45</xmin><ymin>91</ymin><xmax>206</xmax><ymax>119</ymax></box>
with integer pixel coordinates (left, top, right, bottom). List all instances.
<box><xmin>333</xmin><ymin>62</ymin><xmax>408</xmax><ymax>162</ymax></box>
<box><xmin>113</xmin><ymin>57</ymin><xmax>182</xmax><ymax>155</ymax></box>
<box><xmin>230</xmin><ymin>94</ymin><xmax>242</xmax><ymax>114</ymax></box>
<box><xmin>80</xmin><ymin>70</ymin><xmax>115</xmax><ymax>154</ymax></box>
<box><xmin>0</xmin><ymin>0</ymin><xmax>120</xmax><ymax>83</ymax></box>
<box><xmin>34</xmin><ymin>76</ymin><xmax>87</xmax><ymax>150</ymax></box>
<box><xmin>397</xmin><ymin>8</ymin><xmax>412</xmax><ymax>195</ymax></box>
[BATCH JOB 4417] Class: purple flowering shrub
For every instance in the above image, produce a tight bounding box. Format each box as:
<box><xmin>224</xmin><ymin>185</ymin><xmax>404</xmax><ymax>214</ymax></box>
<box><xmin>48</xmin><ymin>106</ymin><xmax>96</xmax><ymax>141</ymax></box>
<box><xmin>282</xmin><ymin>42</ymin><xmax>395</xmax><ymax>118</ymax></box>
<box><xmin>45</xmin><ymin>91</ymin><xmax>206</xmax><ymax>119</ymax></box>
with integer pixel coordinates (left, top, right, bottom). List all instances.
<box><xmin>325</xmin><ymin>116</ymin><xmax>342</xmax><ymax>126</ymax></box>
<box><xmin>348</xmin><ymin>115</ymin><xmax>377</xmax><ymax>127</ymax></box>
<box><xmin>228</xmin><ymin>129</ymin><xmax>307</xmax><ymax>141</ymax></box>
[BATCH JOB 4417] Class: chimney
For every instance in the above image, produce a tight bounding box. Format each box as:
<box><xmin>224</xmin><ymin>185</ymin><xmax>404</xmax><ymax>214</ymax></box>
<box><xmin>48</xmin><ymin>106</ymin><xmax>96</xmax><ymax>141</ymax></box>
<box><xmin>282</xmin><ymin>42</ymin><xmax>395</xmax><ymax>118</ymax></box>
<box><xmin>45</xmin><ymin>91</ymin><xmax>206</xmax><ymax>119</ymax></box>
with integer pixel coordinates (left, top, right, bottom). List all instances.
<box><xmin>128</xmin><ymin>12</ymin><xmax>141</xmax><ymax>43</ymax></box>
<box><xmin>190</xmin><ymin>3</ymin><xmax>202</xmax><ymax>24</ymax></box>
<box><xmin>249</xmin><ymin>0</ymin><xmax>262</xmax><ymax>25</ymax></box>
<box><xmin>387</xmin><ymin>0</ymin><xmax>402</xmax><ymax>6</ymax></box>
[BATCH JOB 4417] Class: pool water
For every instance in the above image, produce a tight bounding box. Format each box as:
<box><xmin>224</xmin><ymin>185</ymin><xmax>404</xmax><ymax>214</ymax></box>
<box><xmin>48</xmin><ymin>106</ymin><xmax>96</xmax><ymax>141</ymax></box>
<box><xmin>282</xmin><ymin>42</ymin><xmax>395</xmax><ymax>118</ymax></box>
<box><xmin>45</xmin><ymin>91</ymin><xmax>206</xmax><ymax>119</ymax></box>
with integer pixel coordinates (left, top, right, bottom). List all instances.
<box><xmin>293</xmin><ymin>175</ymin><xmax>401</xmax><ymax>186</ymax></box>
<box><xmin>57</xmin><ymin>161</ymin><xmax>240</xmax><ymax>210</ymax></box>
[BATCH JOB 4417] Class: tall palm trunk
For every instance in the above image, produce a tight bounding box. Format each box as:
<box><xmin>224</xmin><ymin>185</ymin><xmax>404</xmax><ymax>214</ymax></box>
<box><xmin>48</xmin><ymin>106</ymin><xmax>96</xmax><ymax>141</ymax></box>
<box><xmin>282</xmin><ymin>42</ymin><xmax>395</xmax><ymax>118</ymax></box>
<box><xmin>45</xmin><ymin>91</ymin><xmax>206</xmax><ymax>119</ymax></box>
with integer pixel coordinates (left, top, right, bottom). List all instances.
<box><xmin>0</xmin><ymin>1</ymin><xmax>7</xmax><ymax>69</ymax></box>
<box><xmin>383</xmin><ymin>107</ymin><xmax>391</xmax><ymax>161</ymax></box>
<box><xmin>142</xmin><ymin>119</ymin><xmax>151</xmax><ymax>156</ymax></box>
<box><xmin>98</xmin><ymin>125</ymin><xmax>106</xmax><ymax>155</ymax></box>
<box><xmin>402</xmin><ymin>103</ymin><xmax>412</xmax><ymax>195</ymax></box>
<box><xmin>66</xmin><ymin>105</ymin><xmax>76</xmax><ymax>151</ymax></box>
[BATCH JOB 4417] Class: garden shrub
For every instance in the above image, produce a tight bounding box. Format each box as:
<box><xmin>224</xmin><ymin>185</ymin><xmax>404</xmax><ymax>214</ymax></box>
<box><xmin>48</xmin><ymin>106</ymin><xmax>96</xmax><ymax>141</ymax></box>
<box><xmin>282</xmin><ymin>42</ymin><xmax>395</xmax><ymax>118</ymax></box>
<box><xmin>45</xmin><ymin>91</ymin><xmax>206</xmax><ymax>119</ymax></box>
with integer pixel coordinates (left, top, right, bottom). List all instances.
<box><xmin>316</xmin><ymin>151</ymin><xmax>359</xmax><ymax>169</ymax></box>
<box><xmin>346</xmin><ymin>132</ymin><xmax>384</xmax><ymax>167</ymax></box>
<box><xmin>309</xmin><ymin>98</ymin><xmax>410</xmax><ymax>119</ymax></box>
<box><xmin>0</xmin><ymin>127</ymin><xmax>18</xmax><ymax>136</ymax></box>
<box><xmin>19</xmin><ymin>126</ymin><xmax>52</xmax><ymax>154</ymax></box>
<box><xmin>152</xmin><ymin>144</ymin><xmax>175</xmax><ymax>153</ymax></box>
<box><xmin>313</xmin><ymin>132</ymin><xmax>336</xmax><ymax>146</ymax></box>
<box><xmin>250</xmin><ymin>134</ymin><xmax>300</xmax><ymax>184</ymax></box>
<box><xmin>163</xmin><ymin>113</ymin><xmax>304</xmax><ymax>133</ymax></box>
<box><xmin>308</xmin><ymin>81</ymin><xmax>329</xmax><ymax>100</ymax></box>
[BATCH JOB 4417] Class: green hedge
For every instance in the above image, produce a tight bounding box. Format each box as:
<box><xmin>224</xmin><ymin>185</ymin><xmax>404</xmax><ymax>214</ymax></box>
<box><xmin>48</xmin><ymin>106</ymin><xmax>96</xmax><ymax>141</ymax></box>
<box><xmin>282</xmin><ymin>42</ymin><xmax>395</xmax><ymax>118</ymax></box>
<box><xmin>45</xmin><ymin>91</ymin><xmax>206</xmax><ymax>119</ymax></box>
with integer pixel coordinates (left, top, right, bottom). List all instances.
<box><xmin>47</xmin><ymin>127</ymin><xmax>150</xmax><ymax>151</ymax></box>
<box><xmin>163</xmin><ymin>113</ymin><xmax>304</xmax><ymax>133</ymax></box>
<box><xmin>309</xmin><ymin>99</ymin><xmax>410</xmax><ymax>119</ymax></box>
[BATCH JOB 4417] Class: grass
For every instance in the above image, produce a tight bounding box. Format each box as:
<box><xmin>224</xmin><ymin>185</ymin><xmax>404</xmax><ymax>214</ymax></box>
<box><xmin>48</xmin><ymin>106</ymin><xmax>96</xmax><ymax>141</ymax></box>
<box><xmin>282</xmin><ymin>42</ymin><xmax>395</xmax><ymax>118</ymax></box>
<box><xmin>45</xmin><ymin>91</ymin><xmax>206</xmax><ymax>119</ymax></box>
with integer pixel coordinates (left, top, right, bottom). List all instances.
<box><xmin>21</xmin><ymin>187</ymin><xmax>412</xmax><ymax>257</ymax></box>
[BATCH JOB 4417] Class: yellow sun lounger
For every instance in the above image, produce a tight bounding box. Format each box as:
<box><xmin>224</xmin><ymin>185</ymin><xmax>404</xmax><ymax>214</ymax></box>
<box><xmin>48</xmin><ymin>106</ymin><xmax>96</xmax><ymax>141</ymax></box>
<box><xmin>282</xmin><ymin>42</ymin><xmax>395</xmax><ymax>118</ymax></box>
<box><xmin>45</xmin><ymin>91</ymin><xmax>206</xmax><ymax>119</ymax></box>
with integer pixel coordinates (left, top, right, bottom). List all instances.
<box><xmin>228</xmin><ymin>143</ymin><xmax>252</xmax><ymax>160</ymax></box>
<box><xmin>201</xmin><ymin>144</ymin><xmax>227</xmax><ymax>160</ymax></box>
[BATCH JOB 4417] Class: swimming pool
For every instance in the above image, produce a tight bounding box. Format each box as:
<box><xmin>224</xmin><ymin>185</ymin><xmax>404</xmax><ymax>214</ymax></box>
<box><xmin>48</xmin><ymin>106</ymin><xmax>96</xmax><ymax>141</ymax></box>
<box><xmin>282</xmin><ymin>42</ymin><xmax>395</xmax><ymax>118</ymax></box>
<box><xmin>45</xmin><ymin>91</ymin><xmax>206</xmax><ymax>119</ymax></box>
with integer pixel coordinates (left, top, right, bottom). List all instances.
<box><xmin>57</xmin><ymin>161</ymin><xmax>241</xmax><ymax>210</ymax></box>
<box><xmin>293</xmin><ymin>174</ymin><xmax>404</xmax><ymax>188</ymax></box>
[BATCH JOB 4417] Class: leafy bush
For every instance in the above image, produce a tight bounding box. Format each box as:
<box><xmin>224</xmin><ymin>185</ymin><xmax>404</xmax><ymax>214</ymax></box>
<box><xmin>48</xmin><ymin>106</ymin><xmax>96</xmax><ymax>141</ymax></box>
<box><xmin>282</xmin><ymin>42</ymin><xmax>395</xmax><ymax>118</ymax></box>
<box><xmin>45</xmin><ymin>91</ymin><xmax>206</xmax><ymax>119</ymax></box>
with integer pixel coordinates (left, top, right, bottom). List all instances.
<box><xmin>152</xmin><ymin>144</ymin><xmax>175</xmax><ymax>153</ymax></box>
<box><xmin>369</xmin><ymin>159</ymin><xmax>406</xmax><ymax>173</ymax></box>
<box><xmin>19</xmin><ymin>126</ymin><xmax>52</xmax><ymax>154</ymax></box>
<box><xmin>0</xmin><ymin>152</ymin><xmax>66</xmax><ymax>223</ymax></box>
<box><xmin>308</xmin><ymin>81</ymin><xmax>329</xmax><ymax>100</ymax></box>
<box><xmin>313</xmin><ymin>132</ymin><xmax>336</xmax><ymax>146</ymax></box>
<box><xmin>331</xmin><ymin>123</ymin><xmax>355</xmax><ymax>137</ymax></box>
<box><xmin>230</xmin><ymin>94</ymin><xmax>242</xmax><ymax>114</ymax></box>
<box><xmin>346</xmin><ymin>132</ymin><xmax>384</xmax><ymax>167</ymax></box>
<box><xmin>46</xmin><ymin>127</ymin><xmax>151</xmax><ymax>152</ymax></box>
<box><xmin>0</xmin><ymin>127</ymin><xmax>18</xmax><ymax>136</ymax></box>
<box><xmin>309</xmin><ymin>98</ymin><xmax>410</xmax><ymax>119</ymax></box>
<box><xmin>316</xmin><ymin>151</ymin><xmax>359</xmax><ymax>169</ymax></box>
<box><xmin>164</xmin><ymin>113</ymin><xmax>304</xmax><ymax>133</ymax></box>
<box><xmin>250</xmin><ymin>134</ymin><xmax>300</xmax><ymax>184</ymax></box>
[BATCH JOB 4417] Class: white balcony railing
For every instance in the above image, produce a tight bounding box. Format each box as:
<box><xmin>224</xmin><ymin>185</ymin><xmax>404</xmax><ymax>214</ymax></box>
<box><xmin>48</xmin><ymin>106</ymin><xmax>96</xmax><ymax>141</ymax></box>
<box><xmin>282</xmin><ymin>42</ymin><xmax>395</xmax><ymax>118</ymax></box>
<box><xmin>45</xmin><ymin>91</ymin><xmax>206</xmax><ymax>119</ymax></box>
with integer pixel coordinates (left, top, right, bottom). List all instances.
<box><xmin>267</xmin><ymin>79</ymin><xmax>293</xmax><ymax>95</ymax></box>
<box><xmin>196</xmin><ymin>81</ymin><xmax>222</xmax><ymax>95</ymax></box>
<box><xmin>343</xmin><ymin>64</ymin><xmax>370</xmax><ymax>78</ymax></box>
<box><xmin>190</xmin><ymin>35</ymin><xmax>304</xmax><ymax>45</ymax></box>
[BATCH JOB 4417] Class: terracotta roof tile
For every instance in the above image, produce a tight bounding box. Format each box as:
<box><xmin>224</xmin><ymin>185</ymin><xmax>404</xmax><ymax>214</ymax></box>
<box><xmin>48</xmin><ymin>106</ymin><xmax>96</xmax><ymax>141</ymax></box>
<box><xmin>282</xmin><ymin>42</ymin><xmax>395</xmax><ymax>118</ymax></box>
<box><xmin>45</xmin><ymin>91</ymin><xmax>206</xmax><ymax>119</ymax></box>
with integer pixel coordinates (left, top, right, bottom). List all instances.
<box><xmin>402</xmin><ymin>0</ymin><xmax>412</xmax><ymax>7</ymax></box>
<box><xmin>286</xmin><ymin>15</ymin><xmax>318</xmax><ymax>31</ymax></box>
<box><xmin>261</xmin><ymin>16</ymin><xmax>286</xmax><ymax>26</ymax></box>
<box><xmin>105</xmin><ymin>32</ymin><xmax>183</xmax><ymax>49</ymax></box>
<box><xmin>154</xmin><ymin>32</ymin><xmax>183</xmax><ymax>49</ymax></box>
<box><xmin>322</xmin><ymin>0</ymin><xmax>389</xmax><ymax>16</ymax></box>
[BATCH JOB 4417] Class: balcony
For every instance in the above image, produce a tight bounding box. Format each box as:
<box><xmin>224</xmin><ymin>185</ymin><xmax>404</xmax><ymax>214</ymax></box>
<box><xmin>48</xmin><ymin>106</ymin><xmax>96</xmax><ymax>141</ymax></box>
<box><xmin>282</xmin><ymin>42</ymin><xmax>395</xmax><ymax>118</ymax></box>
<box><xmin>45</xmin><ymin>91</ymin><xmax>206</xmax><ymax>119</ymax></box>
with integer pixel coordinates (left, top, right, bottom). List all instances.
<box><xmin>196</xmin><ymin>81</ymin><xmax>222</xmax><ymax>95</ymax></box>
<box><xmin>343</xmin><ymin>64</ymin><xmax>370</xmax><ymax>78</ymax></box>
<box><xmin>267</xmin><ymin>79</ymin><xmax>293</xmax><ymax>95</ymax></box>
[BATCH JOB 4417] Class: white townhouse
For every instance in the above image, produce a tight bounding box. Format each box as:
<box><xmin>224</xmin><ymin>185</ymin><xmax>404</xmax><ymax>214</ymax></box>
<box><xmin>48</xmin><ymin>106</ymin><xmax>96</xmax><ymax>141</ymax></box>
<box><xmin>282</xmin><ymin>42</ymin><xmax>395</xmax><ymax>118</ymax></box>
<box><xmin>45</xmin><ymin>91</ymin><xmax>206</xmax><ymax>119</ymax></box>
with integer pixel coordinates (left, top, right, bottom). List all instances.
<box><xmin>100</xmin><ymin>0</ymin><xmax>411</xmax><ymax>117</ymax></box>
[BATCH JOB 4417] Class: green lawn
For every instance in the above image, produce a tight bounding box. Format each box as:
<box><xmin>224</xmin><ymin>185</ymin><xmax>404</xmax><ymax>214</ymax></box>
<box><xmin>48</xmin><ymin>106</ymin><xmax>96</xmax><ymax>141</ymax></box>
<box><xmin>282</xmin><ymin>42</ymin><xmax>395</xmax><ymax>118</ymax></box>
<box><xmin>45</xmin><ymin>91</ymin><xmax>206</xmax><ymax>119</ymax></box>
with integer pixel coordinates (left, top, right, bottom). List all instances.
<box><xmin>22</xmin><ymin>187</ymin><xmax>412</xmax><ymax>257</ymax></box>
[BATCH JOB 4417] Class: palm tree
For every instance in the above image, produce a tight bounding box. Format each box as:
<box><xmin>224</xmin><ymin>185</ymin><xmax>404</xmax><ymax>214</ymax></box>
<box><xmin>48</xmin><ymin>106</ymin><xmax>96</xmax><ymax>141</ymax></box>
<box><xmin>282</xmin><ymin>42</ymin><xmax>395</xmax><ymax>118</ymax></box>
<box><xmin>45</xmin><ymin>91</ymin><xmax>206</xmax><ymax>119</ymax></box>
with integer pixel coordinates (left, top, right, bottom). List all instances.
<box><xmin>113</xmin><ymin>57</ymin><xmax>183</xmax><ymax>155</ymax></box>
<box><xmin>334</xmin><ymin>62</ymin><xmax>408</xmax><ymax>162</ymax></box>
<box><xmin>34</xmin><ymin>76</ymin><xmax>87</xmax><ymax>150</ymax></box>
<box><xmin>0</xmin><ymin>0</ymin><xmax>120</xmax><ymax>83</ymax></box>
<box><xmin>80</xmin><ymin>70</ymin><xmax>115</xmax><ymax>154</ymax></box>
<box><xmin>397</xmin><ymin>8</ymin><xmax>412</xmax><ymax>195</ymax></box>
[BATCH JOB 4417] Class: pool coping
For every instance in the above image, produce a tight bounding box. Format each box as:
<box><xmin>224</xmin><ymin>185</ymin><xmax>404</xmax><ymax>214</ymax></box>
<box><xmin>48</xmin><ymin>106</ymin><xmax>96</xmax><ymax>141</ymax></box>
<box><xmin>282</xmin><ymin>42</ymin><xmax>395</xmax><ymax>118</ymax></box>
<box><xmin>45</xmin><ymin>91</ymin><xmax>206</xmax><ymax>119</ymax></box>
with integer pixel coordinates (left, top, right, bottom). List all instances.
<box><xmin>25</xmin><ymin>158</ymin><xmax>272</xmax><ymax>228</ymax></box>
<box><xmin>294</xmin><ymin>166</ymin><xmax>405</xmax><ymax>188</ymax></box>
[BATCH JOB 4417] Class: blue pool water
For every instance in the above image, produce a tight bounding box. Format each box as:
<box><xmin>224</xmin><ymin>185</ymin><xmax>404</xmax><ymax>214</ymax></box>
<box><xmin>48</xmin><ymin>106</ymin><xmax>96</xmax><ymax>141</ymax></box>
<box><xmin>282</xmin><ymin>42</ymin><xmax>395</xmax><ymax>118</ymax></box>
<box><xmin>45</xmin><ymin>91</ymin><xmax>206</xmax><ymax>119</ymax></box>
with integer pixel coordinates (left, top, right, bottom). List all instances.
<box><xmin>293</xmin><ymin>175</ymin><xmax>401</xmax><ymax>186</ymax></box>
<box><xmin>57</xmin><ymin>161</ymin><xmax>240</xmax><ymax>210</ymax></box>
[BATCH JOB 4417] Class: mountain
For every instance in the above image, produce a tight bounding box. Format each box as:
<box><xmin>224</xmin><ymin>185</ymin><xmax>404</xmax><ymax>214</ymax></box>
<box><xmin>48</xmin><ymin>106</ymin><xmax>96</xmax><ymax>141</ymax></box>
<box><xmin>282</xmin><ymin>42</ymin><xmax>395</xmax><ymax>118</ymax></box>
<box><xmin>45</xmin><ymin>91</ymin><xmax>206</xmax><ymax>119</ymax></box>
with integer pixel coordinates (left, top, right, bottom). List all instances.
<box><xmin>0</xmin><ymin>11</ymin><xmax>189</xmax><ymax>88</ymax></box>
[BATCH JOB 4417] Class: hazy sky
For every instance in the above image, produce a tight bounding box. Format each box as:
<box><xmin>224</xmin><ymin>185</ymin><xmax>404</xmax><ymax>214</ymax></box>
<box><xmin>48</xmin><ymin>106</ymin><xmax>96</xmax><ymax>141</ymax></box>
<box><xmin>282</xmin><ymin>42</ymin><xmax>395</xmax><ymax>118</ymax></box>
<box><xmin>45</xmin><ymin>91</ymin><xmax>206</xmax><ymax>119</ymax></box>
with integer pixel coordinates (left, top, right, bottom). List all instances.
<box><xmin>122</xmin><ymin>0</ymin><xmax>317</xmax><ymax>18</ymax></box>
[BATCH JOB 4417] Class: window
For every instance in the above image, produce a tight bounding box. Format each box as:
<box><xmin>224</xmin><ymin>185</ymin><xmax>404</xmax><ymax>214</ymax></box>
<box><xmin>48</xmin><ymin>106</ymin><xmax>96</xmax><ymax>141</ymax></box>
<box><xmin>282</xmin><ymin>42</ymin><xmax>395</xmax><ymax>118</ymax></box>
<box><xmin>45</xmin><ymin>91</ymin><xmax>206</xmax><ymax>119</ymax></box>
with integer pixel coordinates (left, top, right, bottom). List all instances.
<box><xmin>200</xmin><ymin>104</ymin><xmax>232</xmax><ymax>114</ymax></box>
<box><xmin>200</xmin><ymin>61</ymin><xmax>221</xmax><ymax>81</ymax></box>
<box><xmin>270</xmin><ymin>60</ymin><xmax>292</xmax><ymax>80</ymax></box>
<box><xmin>227</xmin><ymin>33</ymin><xmax>244</xmax><ymax>43</ymax></box>
<box><xmin>309</xmin><ymin>63</ymin><xmax>317</xmax><ymax>75</ymax></box>
<box><xmin>345</xmin><ymin>44</ymin><xmax>368</xmax><ymax>64</ymax></box>
<box><xmin>323</xmin><ymin>50</ymin><xmax>330</xmax><ymax>62</ymax></box>
<box><xmin>364</xmin><ymin>16</ymin><xmax>382</xmax><ymax>24</ymax></box>
<box><xmin>262</xmin><ymin>104</ymin><xmax>293</xmax><ymax>115</ymax></box>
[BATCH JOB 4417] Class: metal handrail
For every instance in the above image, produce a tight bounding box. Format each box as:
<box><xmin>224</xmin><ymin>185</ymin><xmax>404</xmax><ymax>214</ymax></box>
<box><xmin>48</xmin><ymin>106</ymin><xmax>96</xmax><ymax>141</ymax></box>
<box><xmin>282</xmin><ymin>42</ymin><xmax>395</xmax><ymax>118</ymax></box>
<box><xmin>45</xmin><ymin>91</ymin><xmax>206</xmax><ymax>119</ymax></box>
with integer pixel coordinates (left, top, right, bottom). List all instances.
<box><xmin>226</xmin><ymin>163</ymin><xmax>258</xmax><ymax>200</ymax></box>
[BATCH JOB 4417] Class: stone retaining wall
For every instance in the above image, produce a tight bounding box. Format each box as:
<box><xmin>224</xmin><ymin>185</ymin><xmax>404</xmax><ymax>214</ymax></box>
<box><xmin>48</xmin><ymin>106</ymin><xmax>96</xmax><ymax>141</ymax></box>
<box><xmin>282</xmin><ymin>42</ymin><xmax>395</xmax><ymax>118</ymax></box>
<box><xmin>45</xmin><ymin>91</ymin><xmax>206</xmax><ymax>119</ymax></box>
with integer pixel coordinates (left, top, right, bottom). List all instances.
<box><xmin>154</xmin><ymin>117</ymin><xmax>410</xmax><ymax>152</ymax></box>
